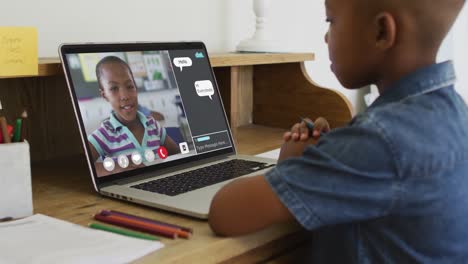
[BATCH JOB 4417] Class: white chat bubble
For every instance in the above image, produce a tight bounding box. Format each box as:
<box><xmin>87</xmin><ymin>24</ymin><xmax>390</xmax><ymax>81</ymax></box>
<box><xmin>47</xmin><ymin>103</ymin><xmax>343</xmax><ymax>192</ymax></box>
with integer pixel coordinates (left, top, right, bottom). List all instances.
<box><xmin>195</xmin><ymin>80</ymin><xmax>215</xmax><ymax>100</ymax></box>
<box><xmin>173</xmin><ymin>57</ymin><xmax>192</xmax><ymax>71</ymax></box>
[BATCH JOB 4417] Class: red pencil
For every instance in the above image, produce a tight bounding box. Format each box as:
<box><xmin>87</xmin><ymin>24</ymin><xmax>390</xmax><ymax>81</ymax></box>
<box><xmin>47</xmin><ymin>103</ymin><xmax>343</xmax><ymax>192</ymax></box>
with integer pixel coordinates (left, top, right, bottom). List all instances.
<box><xmin>95</xmin><ymin>212</ymin><xmax>192</xmax><ymax>239</ymax></box>
<box><xmin>102</xmin><ymin>213</ymin><xmax>191</xmax><ymax>239</ymax></box>
<box><xmin>94</xmin><ymin>213</ymin><xmax>177</xmax><ymax>239</ymax></box>
<box><xmin>0</xmin><ymin>117</ymin><xmax>11</xmax><ymax>143</ymax></box>
<box><xmin>104</xmin><ymin>210</ymin><xmax>193</xmax><ymax>233</ymax></box>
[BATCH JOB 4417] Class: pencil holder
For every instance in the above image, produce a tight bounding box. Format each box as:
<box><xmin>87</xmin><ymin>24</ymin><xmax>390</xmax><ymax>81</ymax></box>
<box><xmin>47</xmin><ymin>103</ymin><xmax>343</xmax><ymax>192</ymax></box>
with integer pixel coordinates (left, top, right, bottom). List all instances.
<box><xmin>0</xmin><ymin>140</ymin><xmax>33</xmax><ymax>219</ymax></box>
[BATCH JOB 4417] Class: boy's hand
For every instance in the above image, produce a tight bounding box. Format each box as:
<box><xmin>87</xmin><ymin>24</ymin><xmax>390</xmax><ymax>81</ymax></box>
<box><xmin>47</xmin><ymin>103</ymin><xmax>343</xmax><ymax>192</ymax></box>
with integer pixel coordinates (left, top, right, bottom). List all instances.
<box><xmin>278</xmin><ymin>139</ymin><xmax>309</xmax><ymax>162</ymax></box>
<box><xmin>282</xmin><ymin>117</ymin><xmax>330</xmax><ymax>142</ymax></box>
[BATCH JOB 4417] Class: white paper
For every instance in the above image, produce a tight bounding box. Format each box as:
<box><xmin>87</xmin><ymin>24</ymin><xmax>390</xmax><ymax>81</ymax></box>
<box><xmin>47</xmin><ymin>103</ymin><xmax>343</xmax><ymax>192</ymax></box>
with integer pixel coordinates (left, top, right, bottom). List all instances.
<box><xmin>255</xmin><ymin>148</ymin><xmax>280</xmax><ymax>160</ymax></box>
<box><xmin>0</xmin><ymin>214</ymin><xmax>164</xmax><ymax>264</ymax></box>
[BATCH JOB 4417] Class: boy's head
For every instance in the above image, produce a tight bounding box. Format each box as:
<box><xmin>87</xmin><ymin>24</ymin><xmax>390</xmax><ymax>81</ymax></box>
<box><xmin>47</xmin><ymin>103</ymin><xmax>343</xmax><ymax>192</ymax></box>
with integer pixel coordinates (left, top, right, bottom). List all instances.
<box><xmin>325</xmin><ymin>0</ymin><xmax>465</xmax><ymax>90</ymax></box>
<box><xmin>96</xmin><ymin>56</ymin><xmax>139</xmax><ymax>124</ymax></box>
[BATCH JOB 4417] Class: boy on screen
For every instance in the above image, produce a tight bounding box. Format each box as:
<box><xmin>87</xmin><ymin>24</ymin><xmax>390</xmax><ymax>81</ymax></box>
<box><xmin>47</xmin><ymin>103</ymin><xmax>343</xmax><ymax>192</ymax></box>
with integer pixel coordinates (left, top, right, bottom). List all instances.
<box><xmin>88</xmin><ymin>56</ymin><xmax>179</xmax><ymax>176</ymax></box>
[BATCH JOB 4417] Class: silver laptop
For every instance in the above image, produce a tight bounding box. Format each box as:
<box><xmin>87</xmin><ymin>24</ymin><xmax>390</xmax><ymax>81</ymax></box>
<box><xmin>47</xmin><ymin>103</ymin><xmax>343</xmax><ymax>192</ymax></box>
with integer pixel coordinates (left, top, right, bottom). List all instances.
<box><xmin>59</xmin><ymin>42</ymin><xmax>276</xmax><ymax>219</ymax></box>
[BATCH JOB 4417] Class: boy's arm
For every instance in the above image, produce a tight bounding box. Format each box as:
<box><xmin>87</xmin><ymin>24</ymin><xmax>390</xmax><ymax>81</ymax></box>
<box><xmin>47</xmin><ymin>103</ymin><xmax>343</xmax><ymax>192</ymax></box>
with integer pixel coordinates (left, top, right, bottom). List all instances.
<box><xmin>208</xmin><ymin>174</ymin><xmax>294</xmax><ymax>236</ymax></box>
<box><xmin>209</xmin><ymin>139</ymin><xmax>308</xmax><ymax>236</ymax></box>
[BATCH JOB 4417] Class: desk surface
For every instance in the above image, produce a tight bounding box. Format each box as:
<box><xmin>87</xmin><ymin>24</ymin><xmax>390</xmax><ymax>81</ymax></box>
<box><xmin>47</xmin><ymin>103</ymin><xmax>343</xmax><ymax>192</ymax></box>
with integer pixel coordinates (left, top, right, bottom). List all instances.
<box><xmin>32</xmin><ymin>125</ymin><xmax>309</xmax><ymax>263</ymax></box>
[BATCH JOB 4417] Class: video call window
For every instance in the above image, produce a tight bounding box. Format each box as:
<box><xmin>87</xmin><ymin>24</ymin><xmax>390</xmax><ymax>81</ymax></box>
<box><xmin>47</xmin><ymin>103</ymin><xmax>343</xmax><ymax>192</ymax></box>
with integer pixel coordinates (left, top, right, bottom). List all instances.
<box><xmin>67</xmin><ymin>51</ymin><xmax>195</xmax><ymax>177</ymax></box>
<box><xmin>66</xmin><ymin>49</ymin><xmax>234</xmax><ymax>178</ymax></box>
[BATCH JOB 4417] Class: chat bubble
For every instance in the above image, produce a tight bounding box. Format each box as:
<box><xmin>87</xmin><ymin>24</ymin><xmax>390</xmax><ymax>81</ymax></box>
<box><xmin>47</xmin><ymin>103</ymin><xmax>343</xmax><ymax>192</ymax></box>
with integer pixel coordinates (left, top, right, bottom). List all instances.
<box><xmin>173</xmin><ymin>57</ymin><xmax>192</xmax><ymax>71</ymax></box>
<box><xmin>194</xmin><ymin>80</ymin><xmax>215</xmax><ymax>100</ymax></box>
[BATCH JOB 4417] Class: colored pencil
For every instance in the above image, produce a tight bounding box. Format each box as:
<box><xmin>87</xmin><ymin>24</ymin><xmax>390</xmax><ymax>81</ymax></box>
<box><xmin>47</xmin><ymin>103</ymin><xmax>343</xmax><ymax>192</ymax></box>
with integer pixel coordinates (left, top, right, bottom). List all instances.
<box><xmin>20</xmin><ymin>110</ymin><xmax>28</xmax><ymax>142</ymax></box>
<box><xmin>89</xmin><ymin>222</ymin><xmax>159</xmax><ymax>241</ymax></box>
<box><xmin>105</xmin><ymin>210</ymin><xmax>193</xmax><ymax>233</ymax></box>
<box><xmin>97</xmin><ymin>212</ymin><xmax>191</xmax><ymax>239</ymax></box>
<box><xmin>94</xmin><ymin>213</ymin><xmax>178</xmax><ymax>239</ymax></box>
<box><xmin>12</xmin><ymin>118</ymin><xmax>22</xmax><ymax>142</ymax></box>
<box><xmin>0</xmin><ymin>116</ymin><xmax>11</xmax><ymax>143</ymax></box>
<box><xmin>300</xmin><ymin>117</ymin><xmax>324</xmax><ymax>137</ymax></box>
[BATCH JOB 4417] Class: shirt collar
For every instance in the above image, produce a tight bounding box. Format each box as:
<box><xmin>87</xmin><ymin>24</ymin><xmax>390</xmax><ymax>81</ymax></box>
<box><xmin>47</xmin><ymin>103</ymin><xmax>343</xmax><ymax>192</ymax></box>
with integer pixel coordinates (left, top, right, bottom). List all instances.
<box><xmin>108</xmin><ymin>110</ymin><xmax>147</xmax><ymax>130</ymax></box>
<box><xmin>370</xmin><ymin>61</ymin><xmax>456</xmax><ymax>108</ymax></box>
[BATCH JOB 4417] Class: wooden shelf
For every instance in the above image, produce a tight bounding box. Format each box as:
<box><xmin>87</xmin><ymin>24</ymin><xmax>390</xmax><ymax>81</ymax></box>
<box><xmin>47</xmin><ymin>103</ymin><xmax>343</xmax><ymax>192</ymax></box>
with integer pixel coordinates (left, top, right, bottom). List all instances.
<box><xmin>0</xmin><ymin>53</ymin><xmax>314</xmax><ymax>79</ymax></box>
<box><xmin>210</xmin><ymin>52</ymin><xmax>314</xmax><ymax>67</ymax></box>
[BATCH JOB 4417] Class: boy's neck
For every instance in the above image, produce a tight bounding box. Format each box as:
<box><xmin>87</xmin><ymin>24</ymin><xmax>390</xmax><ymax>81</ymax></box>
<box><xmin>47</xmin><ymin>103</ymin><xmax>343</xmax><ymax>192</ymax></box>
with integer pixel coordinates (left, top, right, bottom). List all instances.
<box><xmin>376</xmin><ymin>49</ymin><xmax>438</xmax><ymax>94</ymax></box>
<box><xmin>123</xmin><ymin>119</ymin><xmax>142</xmax><ymax>129</ymax></box>
<box><xmin>114</xmin><ymin>114</ymin><xmax>142</xmax><ymax>129</ymax></box>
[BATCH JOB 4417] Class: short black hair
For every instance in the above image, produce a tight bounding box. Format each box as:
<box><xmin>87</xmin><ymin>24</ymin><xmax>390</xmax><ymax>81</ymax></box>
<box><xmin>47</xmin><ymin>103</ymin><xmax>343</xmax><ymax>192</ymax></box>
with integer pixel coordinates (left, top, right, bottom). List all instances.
<box><xmin>95</xmin><ymin>56</ymin><xmax>134</xmax><ymax>90</ymax></box>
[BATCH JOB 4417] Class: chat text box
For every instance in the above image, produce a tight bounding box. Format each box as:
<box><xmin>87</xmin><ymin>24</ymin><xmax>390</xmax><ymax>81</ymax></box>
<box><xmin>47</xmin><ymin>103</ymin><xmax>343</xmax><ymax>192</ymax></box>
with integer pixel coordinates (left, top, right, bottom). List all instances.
<box><xmin>173</xmin><ymin>57</ymin><xmax>192</xmax><ymax>71</ymax></box>
<box><xmin>194</xmin><ymin>80</ymin><xmax>215</xmax><ymax>100</ymax></box>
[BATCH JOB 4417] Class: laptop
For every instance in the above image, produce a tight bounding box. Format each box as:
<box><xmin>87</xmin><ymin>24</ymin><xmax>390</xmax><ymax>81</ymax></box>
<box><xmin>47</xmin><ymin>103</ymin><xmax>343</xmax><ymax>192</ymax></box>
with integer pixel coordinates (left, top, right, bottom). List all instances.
<box><xmin>59</xmin><ymin>42</ymin><xmax>276</xmax><ymax>219</ymax></box>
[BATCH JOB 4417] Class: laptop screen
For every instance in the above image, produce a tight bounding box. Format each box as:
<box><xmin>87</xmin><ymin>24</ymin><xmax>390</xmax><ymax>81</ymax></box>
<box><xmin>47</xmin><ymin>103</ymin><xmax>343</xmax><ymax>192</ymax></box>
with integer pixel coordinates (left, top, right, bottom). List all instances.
<box><xmin>60</xmin><ymin>42</ymin><xmax>234</xmax><ymax>183</ymax></box>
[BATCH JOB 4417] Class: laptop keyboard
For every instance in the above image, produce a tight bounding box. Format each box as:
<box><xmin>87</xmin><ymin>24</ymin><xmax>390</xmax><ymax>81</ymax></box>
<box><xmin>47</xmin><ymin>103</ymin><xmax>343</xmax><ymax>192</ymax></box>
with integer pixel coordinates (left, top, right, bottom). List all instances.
<box><xmin>131</xmin><ymin>159</ymin><xmax>274</xmax><ymax>196</ymax></box>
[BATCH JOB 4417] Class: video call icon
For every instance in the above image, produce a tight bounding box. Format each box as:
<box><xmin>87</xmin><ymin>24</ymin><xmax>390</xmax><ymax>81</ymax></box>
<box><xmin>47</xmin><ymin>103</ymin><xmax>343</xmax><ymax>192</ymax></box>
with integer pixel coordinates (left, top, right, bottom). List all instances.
<box><xmin>103</xmin><ymin>157</ymin><xmax>115</xmax><ymax>172</ymax></box>
<box><xmin>157</xmin><ymin>146</ymin><xmax>168</xmax><ymax>159</ymax></box>
<box><xmin>179</xmin><ymin>142</ymin><xmax>189</xmax><ymax>154</ymax></box>
<box><xmin>144</xmin><ymin>149</ymin><xmax>155</xmax><ymax>162</ymax></box>
<box><xmin>131</xmin><ymin>151</ymin><xmax>143</xmax><ymax>165</ymax></box>
<box><xmin>117</xmin><ymin>154</ymin><xmax>129</xmax><ymax>168</ymax></box>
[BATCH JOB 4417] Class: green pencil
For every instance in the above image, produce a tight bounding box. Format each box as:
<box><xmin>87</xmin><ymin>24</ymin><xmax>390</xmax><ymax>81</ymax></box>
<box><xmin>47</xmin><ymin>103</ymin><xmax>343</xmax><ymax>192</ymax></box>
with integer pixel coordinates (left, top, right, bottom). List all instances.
<box><xmin>12</xmin><ymin>118</ymin><xmax>22</xmax><ymax>142</ymax></box>
<box><xmin>89</xmin><ymin>222</ymin><xmax>160</xmax><ymax>241</ymax></box>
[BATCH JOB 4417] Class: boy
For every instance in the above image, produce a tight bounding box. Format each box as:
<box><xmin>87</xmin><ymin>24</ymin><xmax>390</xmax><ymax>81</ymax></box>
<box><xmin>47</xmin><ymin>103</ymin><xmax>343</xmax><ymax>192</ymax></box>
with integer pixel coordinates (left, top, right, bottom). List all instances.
<box><xmin>88</xmin><ymin>56</ymin><xmax>180</xmax><ymax>177</ymax></box>
<box><xmin>209</xmin><ymin>0</ymin><xmax>468</xmax><ymax>262</ymax></box>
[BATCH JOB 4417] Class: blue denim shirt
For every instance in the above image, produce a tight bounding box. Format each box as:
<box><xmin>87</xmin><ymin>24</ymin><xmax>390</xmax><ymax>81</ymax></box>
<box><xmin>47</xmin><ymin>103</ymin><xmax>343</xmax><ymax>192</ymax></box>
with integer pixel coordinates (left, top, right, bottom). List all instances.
<box><xmin>265</xmin><ymin>61</ymin><xmax>468</xmax><ymax>263</ymax></box>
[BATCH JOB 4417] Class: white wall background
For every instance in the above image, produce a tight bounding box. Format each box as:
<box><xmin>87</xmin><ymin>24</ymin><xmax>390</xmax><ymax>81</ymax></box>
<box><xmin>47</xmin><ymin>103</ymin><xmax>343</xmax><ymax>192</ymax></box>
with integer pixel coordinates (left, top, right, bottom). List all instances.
<box><xmin>438</xmin><ymin>2</ymin><xmax>468</xmax><ymax>103</ymax></box>
<box><xmin>0</xmin><ymin>0</ymin><xmax>229</xmax><ymax>54</ymax></box>
<box><xmin>1</xmin><ymin>0</ymin><xmax>465</xmax><ymax>112</ymax></box>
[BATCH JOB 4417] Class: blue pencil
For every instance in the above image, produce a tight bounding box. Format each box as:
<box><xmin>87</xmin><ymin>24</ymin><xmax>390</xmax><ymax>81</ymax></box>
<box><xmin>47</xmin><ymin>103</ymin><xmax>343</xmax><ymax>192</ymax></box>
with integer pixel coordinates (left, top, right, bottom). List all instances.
<box><xmin>300</xmin><ymin>117</ymin><xmax>325</xmax><ymax>137</ymax></box>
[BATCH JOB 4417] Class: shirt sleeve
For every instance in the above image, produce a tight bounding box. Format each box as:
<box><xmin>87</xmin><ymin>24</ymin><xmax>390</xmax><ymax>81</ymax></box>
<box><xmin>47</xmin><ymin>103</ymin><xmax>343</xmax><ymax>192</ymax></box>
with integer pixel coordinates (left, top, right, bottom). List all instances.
<box><xmin>265</xmin><ymin>119</ymin><xmax>398</xmax><ymax>230</ymax></box>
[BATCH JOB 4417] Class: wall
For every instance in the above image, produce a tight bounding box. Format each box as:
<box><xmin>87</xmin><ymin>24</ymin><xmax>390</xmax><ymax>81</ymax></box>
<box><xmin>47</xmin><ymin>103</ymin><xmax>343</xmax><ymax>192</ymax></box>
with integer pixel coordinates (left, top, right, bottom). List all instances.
<box><xmin>228</xmin><ymin>0</ymin><xmax>467</xmax><ymax>110</ymax></box>
<box><xmin>0</xmin><ymin>0</ymin><xmax>228</xmax><ymax>55</ymax></box>
<box><xmin>439</xmin><ymin>3</ymin><xmax>468</xmax><ymax>103</ymax></box>
<box><xmin>0</xmin><ymin>0</ymin><xmax>365</xmax><ymax>113</ymax></box>
<box><xmin>226</xmin><ymin>0</ymin><xmax>367</xmax><ymax>115</ymax></box>
<box><xmin>1</xmin><ymin>0</ymin><xmax>402</xmax><ymax>115</ymax></box>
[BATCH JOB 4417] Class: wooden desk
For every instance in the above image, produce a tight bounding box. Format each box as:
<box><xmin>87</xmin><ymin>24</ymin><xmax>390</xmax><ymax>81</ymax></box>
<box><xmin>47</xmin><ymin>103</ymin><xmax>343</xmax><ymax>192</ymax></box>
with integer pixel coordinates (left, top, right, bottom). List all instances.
<box><xmin>1</xmin><ymin>53</ymin><xmax>353</xmax><ymax>263</ymax></box>
<box><xmin>33</xmin><ymin>127</ymin><xmax>308</xmax><ymax>264</ymax></box>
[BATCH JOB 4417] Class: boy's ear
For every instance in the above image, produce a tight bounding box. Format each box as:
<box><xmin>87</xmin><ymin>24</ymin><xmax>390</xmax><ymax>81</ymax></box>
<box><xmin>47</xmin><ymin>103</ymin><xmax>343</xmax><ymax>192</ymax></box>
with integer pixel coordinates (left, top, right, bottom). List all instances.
<box><xmin>100</xmin><ymin>89</ymin><xmax>108</xmax><ymax>101</ymax></box>
<box><xmin>374</xmin><ymin>12</ymin><xmax>396</xmax><ymax>50</ymax></box>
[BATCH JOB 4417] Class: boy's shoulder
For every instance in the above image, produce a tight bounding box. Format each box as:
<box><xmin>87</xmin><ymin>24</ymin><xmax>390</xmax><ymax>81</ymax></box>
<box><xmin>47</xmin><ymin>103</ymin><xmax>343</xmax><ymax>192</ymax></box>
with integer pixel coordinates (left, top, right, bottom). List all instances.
<box><xmin>361</xmin><ymin>84</ymin><xmax>467</xmax><ymax>137</ymax></box>
<box><xmin>351</xmin><ymin>86</ymin><xmax>468</xmax><ymax>175</ymax></box>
